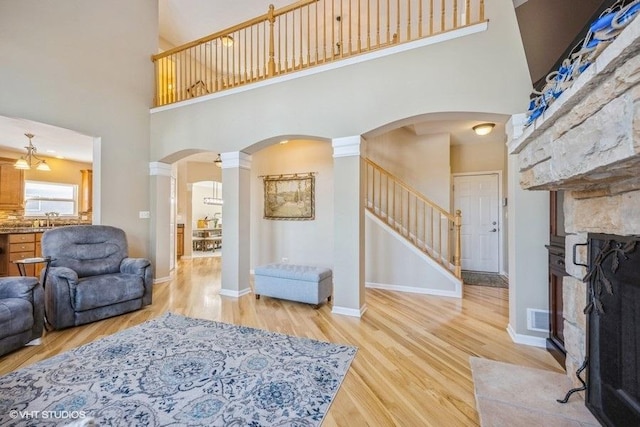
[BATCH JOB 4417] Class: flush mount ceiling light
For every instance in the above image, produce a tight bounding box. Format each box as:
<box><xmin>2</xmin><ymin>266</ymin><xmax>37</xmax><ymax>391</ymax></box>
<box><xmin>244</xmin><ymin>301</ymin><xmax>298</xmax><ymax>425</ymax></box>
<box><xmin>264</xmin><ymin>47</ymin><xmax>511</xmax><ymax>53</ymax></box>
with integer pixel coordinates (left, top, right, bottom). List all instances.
<box><xmin>221</xmin><ymin>35</ymin><xmax>234</xmax><ymax>47</ymax></box>
<box><xmin>14</xmin><ymin>133</ymin><xmax>51</xmax><ymax>171</ymax></box>
<box><xmin>472</xmin><ymin>123</ymin><xmax>495</xmax><ymax>136</ymax></box>
<box><xmin>214</xmin><ymin>153</ymin><xmax>222</xmax><ymax>168</ymax></box>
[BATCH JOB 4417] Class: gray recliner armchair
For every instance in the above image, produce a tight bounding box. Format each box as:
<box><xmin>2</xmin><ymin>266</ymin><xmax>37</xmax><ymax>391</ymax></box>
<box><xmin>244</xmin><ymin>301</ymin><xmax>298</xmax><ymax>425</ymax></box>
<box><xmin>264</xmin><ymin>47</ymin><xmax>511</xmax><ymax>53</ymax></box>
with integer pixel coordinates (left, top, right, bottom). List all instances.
<box><xmin>41</xmin><ymin>225</ymin><xmax>153</xmax><ymax>330</ymax></box>
<box><xmin>0</xmin><ymin>277</ymin><xmax>44</xmax><ymax>357</ymax></box>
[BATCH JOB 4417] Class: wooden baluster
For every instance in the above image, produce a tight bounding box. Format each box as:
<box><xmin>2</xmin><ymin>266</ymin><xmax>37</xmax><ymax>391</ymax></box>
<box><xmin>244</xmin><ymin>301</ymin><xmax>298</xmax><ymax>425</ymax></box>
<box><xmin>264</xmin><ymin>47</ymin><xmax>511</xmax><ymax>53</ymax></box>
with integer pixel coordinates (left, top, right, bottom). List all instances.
<box><xmin>299</xmin><ymin>7</ymin><xmax>304</xmax><ymax>68</ymax></box>
<box><xmin>441</xmin><ymin>0</ymin><xmax>445</xmax><ymax>32</ymax></box>
<box><xmin>366</xmin><ymin>0</ymin><xmax>371</xmax><ymax>50</ymax></box>
<box><xmin>413</xmin><ymin>196</ymin><xmax>418</xmax><ymax>246</ymax></box>
<box><xmin>339</xmin><ymin>0</ymin><xmax>344</xmax><ymax>57</ymax></box>
<box><xmin>396</xmin><ymin>0</ymin><xmax>400</xmax><ymax>42</ymax></box>
<box><xmin>214</xmin><ymin>40</ymin><xmax>219</xmax><ymax>91</ymax></box>
<box><xmin>268</xmin><ymin>4</ymin><xmax>276</xmax><ymax>76</ymax></box>
<box><xmin>466</xmin><ymin>0</ymin><xmax>470</xmax><ymax>25</ymax></box>
<box><xmin>376</xmin><ymin>167</ymin><xmax>381</xmax><ymax>214</ymax></box>
<box><xmin>454</xmin><ymin>210</ymin><xmax>462</xmax><ymax>278</ymax></box>
<box><xmin>480</xmin><ymin>0</ymin><xmax>484</xmax><ymax>20</ymax></box>
<box><xmin>430</xmin><ymin>206</ymin><xmax>434</xmax><ymax>256</ymax></box>
<box><xmin>386</xmin><ymin>0</ymin><xmax>390</xmax><ymax>44</ymax></box>
<box><xmin>243</xmin><ymin>29</ymin><xmax>247</xmax><ymax>82</ymax></box>
<box><xmin>429</xmin><ymin>0</ymin><xmax>434</xmax><ymax>35</ymax></box>
<box><xmin>407</xmin><ymin>0</ymin><xmax>411</xmax><ymax>41</ymax></box>
<box><xmin>386</xmin><ymin>174</ymin><xmax>390</xmax><ymax>224</ymax></box>
<box><xmin>454</xmin><ymin>0</ymin><xmax>458</xmax><ymax>28</ymax></box>
<box><xmin>292</xmin><ymin>10</ymin><xmax>296</xmax><ymax>69</ymax></box>
<box><xmin>322</xmin><ymin>0</ymin><xmax>327</xmax><ymax>62</ymax></box>
<box><xmin>376</xmin><ymin>0</ymin><xmax>380</xmax><ymax>46</ymax></box>
<box><xmin>349</xmin><ymin>0</ymin><xmax>354</xmax><ymax>54</ymax></box>
<box><xmin>250</xmin><ymin>27</ymin><xmax>254</xmax><ymax>81</ymax></box>
<box><xmin>418</xmin><ymin>0</ymin><xmax>423</xmax><ymax>38</ymax></box>
<box><xmin>358</xmin><ymin>0</ymin><xmax>362</xmax><ymax>52</ymax></box>
<box><xmin>307</xmin><ymin>5</ymin><xmax>311</xmax><ymax>65</ymax></box>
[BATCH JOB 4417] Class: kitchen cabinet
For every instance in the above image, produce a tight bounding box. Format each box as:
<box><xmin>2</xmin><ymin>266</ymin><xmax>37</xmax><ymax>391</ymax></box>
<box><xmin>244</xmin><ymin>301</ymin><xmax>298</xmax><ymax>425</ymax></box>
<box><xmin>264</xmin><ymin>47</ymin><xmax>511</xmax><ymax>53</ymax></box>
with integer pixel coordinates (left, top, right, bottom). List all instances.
<box><xmin>0</xmin><ymin>232</ymin><xmax>43</xmax><ymax>277</ymax></box>
<box><xmin>80</xmin><ymin>169</ymin><xmax>93</xmax><ymax>213</ymax></box>
<box><xmin>0</xmin><ymin>157</ymin><xmax>24</xmax><ymax>210</ymax></box>
<box><xmin>176</xmin><ymin>224</ymin><xmax>184</xmax><ymax>257</ymax></box>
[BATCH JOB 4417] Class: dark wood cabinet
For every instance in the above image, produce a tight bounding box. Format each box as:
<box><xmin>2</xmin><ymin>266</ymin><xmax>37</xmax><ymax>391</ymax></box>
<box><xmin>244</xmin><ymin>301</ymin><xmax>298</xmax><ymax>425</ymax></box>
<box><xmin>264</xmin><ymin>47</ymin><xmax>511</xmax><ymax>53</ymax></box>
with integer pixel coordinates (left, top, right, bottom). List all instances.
<box><xmin>547</xmin><ymin>191</ymin><xmax>567</xmax><ymax>367</ymax></box>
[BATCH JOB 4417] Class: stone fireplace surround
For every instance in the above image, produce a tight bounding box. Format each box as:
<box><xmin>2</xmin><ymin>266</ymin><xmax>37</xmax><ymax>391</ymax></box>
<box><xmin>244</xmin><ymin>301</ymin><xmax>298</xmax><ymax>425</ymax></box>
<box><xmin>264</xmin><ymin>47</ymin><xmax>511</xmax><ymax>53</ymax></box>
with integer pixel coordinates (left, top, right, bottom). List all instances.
<box><xmin>508</xmin><ymin>13</ymin><xmax>640</xmax><ymax>392</ymax></box>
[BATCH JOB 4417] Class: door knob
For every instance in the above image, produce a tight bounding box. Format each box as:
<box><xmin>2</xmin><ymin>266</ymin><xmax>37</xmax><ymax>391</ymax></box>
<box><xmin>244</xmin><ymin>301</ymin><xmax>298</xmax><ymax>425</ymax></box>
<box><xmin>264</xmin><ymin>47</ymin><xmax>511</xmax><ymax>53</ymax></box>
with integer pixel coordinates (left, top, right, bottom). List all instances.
<box><xmin>490</xmin><ymin>228</ymin><xmax>497</xmax><ymax>232</ymax></box>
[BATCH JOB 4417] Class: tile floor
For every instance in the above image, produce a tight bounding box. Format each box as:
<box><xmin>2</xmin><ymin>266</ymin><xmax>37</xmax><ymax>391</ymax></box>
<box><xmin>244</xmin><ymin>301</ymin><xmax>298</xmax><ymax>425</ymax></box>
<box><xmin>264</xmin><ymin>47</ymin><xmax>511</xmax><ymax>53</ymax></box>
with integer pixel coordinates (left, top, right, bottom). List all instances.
<box><xmin>471</xmin><ymin>357</ymin><xmax>600</xmax><ymax>427</ymax></box>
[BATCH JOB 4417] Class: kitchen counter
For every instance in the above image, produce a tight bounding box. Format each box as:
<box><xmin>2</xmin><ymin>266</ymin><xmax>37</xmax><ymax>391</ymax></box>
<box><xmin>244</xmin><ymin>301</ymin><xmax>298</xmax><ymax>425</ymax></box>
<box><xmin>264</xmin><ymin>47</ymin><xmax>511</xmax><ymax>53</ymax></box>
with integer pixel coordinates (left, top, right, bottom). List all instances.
<box><xmin>0</xmin><ymin>225</ymin><xmax>88</xmax><ymax>234</ymax></box>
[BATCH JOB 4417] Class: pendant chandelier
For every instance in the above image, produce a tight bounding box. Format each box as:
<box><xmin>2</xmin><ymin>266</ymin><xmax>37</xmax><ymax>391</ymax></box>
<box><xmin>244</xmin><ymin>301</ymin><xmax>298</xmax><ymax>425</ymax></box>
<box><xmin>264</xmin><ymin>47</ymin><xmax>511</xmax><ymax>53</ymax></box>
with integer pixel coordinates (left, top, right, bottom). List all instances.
<box><xmin>14</xmin><ymin>133</ymin><xmax>51</xmax><ymax>171</ymax></box>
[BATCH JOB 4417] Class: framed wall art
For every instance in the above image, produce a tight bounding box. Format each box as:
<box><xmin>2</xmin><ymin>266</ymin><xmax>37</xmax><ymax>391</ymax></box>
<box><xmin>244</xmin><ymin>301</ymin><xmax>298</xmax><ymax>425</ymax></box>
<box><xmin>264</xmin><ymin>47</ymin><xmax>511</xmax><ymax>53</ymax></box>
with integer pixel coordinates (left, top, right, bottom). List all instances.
<box><xmin>263</xmin><ymin>173</ymin><xmax>315</xmax><ymax>220</ymax></box>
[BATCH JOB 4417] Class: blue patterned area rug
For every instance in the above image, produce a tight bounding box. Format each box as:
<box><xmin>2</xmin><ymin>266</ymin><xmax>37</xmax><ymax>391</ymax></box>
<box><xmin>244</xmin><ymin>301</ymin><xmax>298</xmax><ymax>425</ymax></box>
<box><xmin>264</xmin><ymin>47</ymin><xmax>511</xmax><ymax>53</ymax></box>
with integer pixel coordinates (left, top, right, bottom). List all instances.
<box><xmin>0</xmin><ymin>312</ymin><xmax>357</xmax><ymax>426</ymax></box>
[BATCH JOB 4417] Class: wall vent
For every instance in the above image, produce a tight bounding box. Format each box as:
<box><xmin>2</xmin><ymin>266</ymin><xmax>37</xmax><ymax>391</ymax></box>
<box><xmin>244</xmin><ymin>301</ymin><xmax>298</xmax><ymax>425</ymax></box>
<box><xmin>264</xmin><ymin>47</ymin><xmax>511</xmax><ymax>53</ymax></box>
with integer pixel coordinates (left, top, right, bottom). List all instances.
<box><xmin>527</xmin><ymin>308</ymin><xmax>549</xmax><ymax>332</ymax></box>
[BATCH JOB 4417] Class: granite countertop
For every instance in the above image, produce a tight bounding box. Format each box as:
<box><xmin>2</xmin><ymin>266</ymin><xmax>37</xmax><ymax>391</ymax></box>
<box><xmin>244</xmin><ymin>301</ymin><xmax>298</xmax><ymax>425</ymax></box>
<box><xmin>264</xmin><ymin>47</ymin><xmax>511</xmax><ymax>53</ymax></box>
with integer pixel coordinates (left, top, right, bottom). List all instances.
<box><xmin>0</xmin><ymin>225</ymin><xmax>87</xmax><ymax>234</ymax></box>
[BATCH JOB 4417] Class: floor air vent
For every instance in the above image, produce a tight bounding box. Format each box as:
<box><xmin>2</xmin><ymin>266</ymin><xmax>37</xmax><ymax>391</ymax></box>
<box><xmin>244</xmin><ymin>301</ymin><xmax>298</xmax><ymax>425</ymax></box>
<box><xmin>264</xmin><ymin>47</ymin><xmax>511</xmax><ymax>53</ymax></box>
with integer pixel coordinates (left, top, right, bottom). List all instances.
<box><xmin>527</xmin><ymin>308</ymin><xmax>549</xmax><ymax>332</ymax></box>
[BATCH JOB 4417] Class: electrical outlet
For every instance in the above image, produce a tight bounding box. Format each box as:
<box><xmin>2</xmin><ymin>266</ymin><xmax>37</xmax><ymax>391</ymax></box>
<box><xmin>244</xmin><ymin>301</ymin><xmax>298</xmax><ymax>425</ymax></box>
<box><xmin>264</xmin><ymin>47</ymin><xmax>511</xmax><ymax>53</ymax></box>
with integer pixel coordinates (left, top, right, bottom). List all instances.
<box><xmin>139</xmin><ymin>211</ymin><xmax>150</xmax><ymax>219</ymax></box>
<box><xmin>281</xmin><ymin>257</ymin><xmax>288</xmax><ymax>263</ymax></box>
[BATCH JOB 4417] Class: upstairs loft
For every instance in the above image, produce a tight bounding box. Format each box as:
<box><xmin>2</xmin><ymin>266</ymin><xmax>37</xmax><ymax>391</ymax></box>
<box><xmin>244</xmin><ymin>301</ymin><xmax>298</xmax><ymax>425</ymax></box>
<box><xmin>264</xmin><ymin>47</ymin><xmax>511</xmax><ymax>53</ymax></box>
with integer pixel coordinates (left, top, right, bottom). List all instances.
<box><xmin>152</xmin><ymin>0</ymin><xmax>487</xmax><ymax>107</ymax></box>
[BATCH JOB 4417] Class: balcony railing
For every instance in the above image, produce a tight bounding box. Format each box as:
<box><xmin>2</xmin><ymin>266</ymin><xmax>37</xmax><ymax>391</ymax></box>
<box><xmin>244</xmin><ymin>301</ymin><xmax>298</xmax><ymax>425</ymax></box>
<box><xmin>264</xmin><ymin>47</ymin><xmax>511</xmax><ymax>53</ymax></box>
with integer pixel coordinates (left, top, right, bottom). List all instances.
<box><xmin>152</xmin><ymin>0</ymin><xmax>486</xmax><ymax>106</ymax></box>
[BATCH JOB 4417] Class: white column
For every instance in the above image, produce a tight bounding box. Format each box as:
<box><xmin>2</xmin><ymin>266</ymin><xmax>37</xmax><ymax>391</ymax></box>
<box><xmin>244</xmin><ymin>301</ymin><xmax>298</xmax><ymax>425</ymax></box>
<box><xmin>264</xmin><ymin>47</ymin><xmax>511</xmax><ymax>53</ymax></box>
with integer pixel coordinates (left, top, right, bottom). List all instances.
<box><xmin>506</xmin><ymin>114</ymin><xmax>550</xmax><ymax>347</ymax></box>
<box><xmin>220</xmin><ymin>151</ymin><xmax>252</xmax><ymax>297</ymax></box>
<box><xmin>149</xmin><ymin>161</ymin><xmax>173</xmax><ymax>284</ymax></box>
<box><xmin>332</xmin><ymin>136</ymin><xmax>367</xmax><ymax>317</ymax></box>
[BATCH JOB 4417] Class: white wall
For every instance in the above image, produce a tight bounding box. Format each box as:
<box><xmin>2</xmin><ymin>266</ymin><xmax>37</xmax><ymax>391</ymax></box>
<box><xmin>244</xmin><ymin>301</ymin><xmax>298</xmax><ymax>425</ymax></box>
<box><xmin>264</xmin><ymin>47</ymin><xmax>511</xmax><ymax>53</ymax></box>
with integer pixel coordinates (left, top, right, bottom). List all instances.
<box><xmin>0</xmin><ymin>0</ymin><xmax>157</xmax><ymax>258</ymax></box>
<box><xmin>250</xmin><ymin>140</ymin><xmax>333</xmax><ymax>268</ymax></box>
<box><xmin>367</xmin><ymin>130</ymin><xmax>451</xmax><ymax>209</ymax></box>
<box><xmin>150</xmin><ymin>0</ymin><xmax>531</xmax><ymax>162</ymax></box>
<box><xmin>507</xmin><ymin>116</ymin><xmax>549</xmax><ymax>341</ymax></box>
<box><xmin>366</xmin><ymin>213</ymin><xmax>461</xmax><ymax>296</ymax></box>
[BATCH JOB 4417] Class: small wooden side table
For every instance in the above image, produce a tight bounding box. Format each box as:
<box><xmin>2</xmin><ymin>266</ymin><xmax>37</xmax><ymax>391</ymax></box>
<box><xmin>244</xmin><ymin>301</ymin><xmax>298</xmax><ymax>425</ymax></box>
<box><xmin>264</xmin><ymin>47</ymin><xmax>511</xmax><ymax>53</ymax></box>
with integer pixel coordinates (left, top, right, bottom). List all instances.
<box><xmin>14</xmin><ymin>256</ymin><xmax>53</xmax><ymax>330</ymax></box>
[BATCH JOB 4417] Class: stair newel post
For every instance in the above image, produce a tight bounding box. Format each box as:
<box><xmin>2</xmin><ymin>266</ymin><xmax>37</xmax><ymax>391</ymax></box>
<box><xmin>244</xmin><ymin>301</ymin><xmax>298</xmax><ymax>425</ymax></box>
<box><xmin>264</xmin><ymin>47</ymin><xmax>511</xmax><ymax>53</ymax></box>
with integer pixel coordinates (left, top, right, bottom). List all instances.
<box><xmin>454</xmin><ymin>209</ymin><xmax>462</xmax><ymax>278</ymax></box>
<box><xmin>268</xmin><ymin>4</ymin><xmax>276</xmax><ymax>76</ymax></box>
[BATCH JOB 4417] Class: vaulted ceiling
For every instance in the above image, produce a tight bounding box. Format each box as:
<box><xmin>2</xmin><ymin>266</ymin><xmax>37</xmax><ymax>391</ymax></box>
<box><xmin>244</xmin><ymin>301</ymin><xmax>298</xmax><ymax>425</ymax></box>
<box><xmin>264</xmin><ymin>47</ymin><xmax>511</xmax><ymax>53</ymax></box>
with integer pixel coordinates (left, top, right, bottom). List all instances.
<box><xmin>0</xmin><ymin>0</ymin><xmax>606</xmax><ymax>160</ymax></box>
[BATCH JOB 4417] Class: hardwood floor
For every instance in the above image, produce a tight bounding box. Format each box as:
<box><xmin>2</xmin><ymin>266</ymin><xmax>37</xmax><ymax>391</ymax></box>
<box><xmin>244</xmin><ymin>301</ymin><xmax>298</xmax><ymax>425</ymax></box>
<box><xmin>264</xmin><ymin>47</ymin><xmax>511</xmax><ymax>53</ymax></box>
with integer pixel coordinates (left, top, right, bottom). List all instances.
<box><xmin>0</xmin><ymin>257</ymin><xmax>562</xmax><ymax>426</ymax></box>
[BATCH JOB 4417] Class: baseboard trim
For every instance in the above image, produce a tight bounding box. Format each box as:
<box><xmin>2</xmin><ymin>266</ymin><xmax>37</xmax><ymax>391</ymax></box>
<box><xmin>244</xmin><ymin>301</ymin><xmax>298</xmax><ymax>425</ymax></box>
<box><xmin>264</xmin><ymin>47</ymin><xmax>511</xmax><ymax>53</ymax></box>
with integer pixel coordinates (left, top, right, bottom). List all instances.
<box><xmin>219</xmin><ymin>288</ymin><xmax>251</xmax><ymax>298</ymax></box>
<box><xmin>332</xmin><ymin>304</ymin><xmax>368</xmax><ymax>317</ymax></box>
<box><xmin>506</xmin><ymin>324</ymin><xmax>547</xmax><ymax>348</ymax></box>
<box><xmin>153</xmin><ymin>275</ymin><xmax>172</xmax><ymax>284</ymax></box>
<box><xmin>366</xmin><ymin>281</ymin><xmax>462</xmax><ymax>298</ymax></box>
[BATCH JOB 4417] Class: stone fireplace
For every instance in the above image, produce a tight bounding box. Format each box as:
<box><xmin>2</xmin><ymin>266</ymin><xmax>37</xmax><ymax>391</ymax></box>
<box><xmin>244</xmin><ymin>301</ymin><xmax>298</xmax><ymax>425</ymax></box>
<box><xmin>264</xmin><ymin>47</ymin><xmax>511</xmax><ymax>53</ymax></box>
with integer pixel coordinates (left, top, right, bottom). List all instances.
<box><xmin>509</xmin><ymin>12</ymin><xmax>640</xmax><ymax>425</ymax></box>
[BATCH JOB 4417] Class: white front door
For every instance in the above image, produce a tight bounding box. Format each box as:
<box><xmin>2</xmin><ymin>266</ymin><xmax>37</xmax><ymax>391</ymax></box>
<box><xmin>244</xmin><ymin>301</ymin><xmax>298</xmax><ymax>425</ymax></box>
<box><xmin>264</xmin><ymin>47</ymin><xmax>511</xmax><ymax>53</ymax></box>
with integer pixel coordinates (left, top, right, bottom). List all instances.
<box><xmin>453</xmin><ymin>174</ymin><xmax>500</xmax><ymax>273</ymax></box>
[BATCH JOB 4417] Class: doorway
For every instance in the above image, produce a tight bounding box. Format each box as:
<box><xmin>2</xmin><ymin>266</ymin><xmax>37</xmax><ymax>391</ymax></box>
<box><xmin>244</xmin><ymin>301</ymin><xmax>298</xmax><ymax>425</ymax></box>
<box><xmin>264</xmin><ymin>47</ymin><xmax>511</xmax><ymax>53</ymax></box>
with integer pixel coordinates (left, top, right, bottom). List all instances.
<box><xmin>453</xmin><ymin>173</ymin><xmax>501</xmax><ymax>273</ymax></box>
<box><xmin>191</xmin><ymin>181</ymin><xmax>223</xmax><ymax>258</ymax></box>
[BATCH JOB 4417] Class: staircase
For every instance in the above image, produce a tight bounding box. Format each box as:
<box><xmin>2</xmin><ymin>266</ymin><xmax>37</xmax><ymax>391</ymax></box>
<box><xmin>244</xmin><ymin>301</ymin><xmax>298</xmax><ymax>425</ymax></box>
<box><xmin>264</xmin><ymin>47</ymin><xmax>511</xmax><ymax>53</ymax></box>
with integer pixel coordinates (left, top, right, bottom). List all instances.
<box><xmin>363</xmin><ymin>158</ymin><xmax>462</xmax><ymax>280</ymax></box>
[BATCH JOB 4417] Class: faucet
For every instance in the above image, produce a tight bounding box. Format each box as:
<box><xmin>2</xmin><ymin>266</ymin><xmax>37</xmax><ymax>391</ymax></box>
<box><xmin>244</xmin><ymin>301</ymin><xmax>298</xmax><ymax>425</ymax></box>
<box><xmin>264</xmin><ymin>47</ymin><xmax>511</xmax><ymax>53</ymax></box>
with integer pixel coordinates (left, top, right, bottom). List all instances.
<box><xmin>45</xmin><ymin>212</ymin><xmax>59</xmax><ymax>227</ymax></box>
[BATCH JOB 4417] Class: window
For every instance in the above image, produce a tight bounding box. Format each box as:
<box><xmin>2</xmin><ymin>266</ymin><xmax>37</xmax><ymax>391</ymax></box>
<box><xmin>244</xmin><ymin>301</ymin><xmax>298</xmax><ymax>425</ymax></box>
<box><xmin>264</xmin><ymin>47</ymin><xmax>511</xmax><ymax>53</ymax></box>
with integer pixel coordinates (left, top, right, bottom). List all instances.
<box><xmin>24</xmin><ymin>181</ymin><xmax>78</xmax><ymax>217</ymax></box>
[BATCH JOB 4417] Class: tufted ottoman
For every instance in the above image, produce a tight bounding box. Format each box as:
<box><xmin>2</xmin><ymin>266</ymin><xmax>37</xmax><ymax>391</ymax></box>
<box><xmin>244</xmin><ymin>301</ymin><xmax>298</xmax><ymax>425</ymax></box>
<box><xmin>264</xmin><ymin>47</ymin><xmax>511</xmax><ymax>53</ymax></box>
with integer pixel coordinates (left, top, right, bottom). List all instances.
<box><xmin>254</xmin><ymin>263</ymin><xmax>332</xmax><ymax>308</ymax></box>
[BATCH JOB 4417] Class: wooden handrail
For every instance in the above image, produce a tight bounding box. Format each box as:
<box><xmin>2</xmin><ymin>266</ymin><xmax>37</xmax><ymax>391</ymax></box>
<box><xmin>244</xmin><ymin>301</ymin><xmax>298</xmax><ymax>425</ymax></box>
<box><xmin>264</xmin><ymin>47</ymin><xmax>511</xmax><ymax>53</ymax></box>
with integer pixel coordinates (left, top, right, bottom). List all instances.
<box><xmin>152</xmin><ymin>0</ymin><xmax>319</xmax><ymax>61</ymax></box>
<box><xmin>364</xmin><ymin>158</ymin><xmax>453</xmax><ymax>221</ymax></box>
